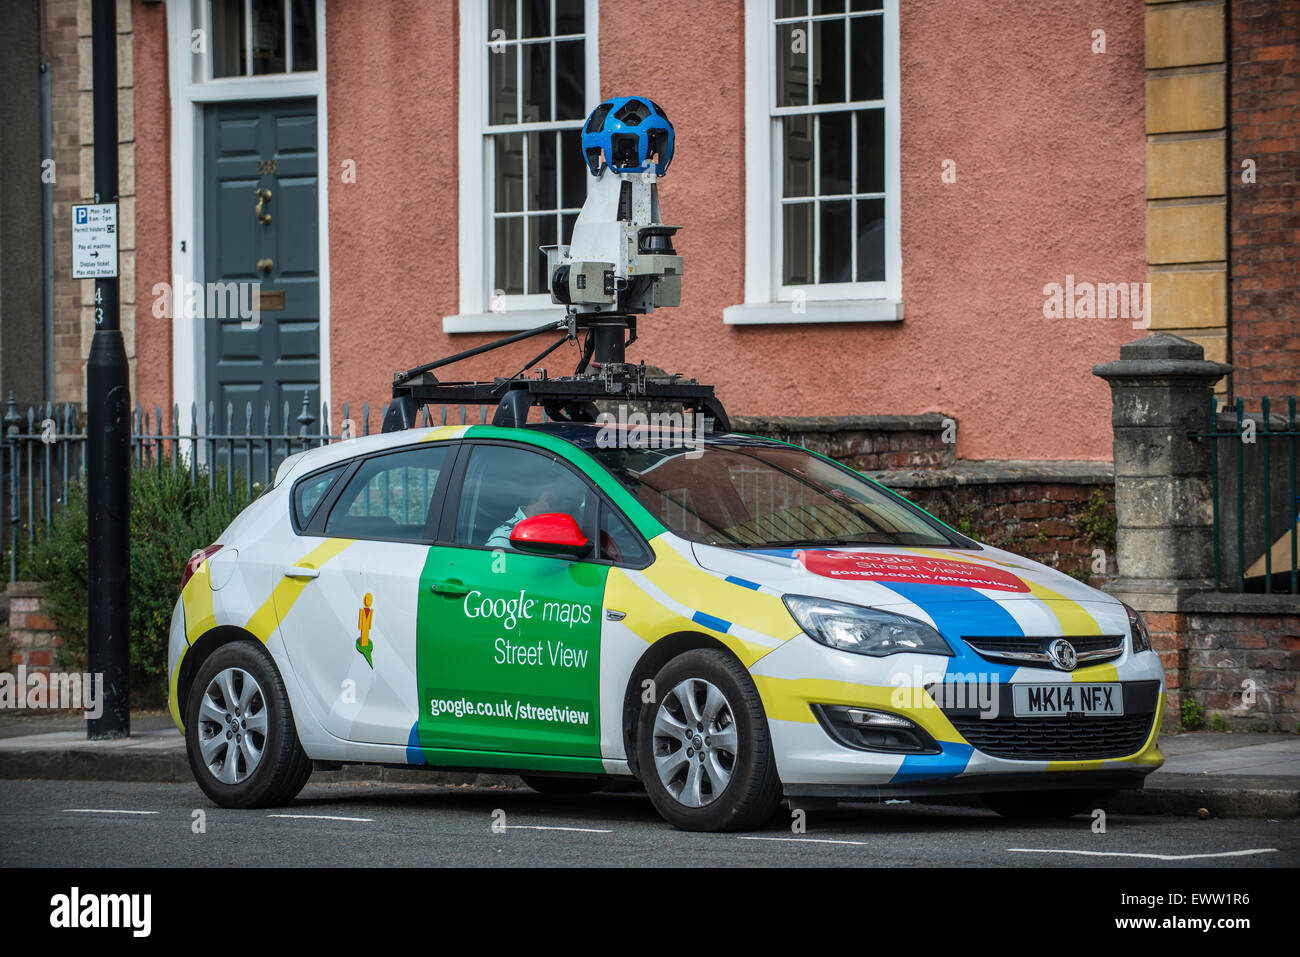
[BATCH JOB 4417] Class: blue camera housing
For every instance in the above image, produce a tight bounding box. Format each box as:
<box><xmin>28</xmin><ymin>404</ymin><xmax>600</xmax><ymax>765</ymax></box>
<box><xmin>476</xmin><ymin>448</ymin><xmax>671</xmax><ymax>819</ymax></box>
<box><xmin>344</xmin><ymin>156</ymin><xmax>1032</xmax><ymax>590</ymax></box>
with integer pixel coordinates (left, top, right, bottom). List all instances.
<box><xmin>580</xmin><ymin>96</ymin><xmax>675</xmax><ymax>175</ymax></box>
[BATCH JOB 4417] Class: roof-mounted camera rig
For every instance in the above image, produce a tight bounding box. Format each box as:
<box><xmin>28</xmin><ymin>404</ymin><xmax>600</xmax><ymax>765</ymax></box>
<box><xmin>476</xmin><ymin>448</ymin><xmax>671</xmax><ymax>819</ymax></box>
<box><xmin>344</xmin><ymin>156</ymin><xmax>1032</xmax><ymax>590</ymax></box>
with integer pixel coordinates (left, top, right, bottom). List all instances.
<box><xmin>382</xmin><ymin>96</ymin><xmax>730</xmax><ymax>434</ymax></box>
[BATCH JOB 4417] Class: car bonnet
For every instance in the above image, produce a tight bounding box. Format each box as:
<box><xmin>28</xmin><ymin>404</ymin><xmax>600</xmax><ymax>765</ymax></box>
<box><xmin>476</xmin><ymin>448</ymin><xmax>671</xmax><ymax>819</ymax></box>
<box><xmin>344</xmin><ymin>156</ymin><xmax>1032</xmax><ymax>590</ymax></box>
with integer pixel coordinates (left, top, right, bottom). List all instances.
<box><xmin>688</xmin><ymin>540</ymin><xmax>1129</xmax><ymax>638</ymax></box>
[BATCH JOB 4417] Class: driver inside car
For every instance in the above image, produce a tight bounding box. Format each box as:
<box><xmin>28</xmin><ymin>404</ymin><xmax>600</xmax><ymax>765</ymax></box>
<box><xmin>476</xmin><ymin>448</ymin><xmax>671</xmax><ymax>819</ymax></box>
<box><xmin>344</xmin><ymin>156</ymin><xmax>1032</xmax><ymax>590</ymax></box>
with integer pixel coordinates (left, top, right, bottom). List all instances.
<box><xmin>486</xmin><ymin>484</ymin><xmax>587</xmax><ymax>548</ymax></box>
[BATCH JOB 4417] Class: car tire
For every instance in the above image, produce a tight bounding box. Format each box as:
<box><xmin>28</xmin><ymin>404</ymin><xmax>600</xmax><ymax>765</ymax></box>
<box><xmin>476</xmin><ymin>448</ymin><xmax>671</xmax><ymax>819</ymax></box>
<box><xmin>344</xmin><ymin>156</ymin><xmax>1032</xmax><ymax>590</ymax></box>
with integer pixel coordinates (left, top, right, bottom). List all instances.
<box><xmin>980</xmin><ymin>789</ymin><xmax>1106</xmax><ymax>820</ymax></box>
<box><xmin>520</xmin><ymin>774</ymin><xmax>610</xmax><ymax>795</ymax></box>
<box><xmin>185</xmin><ymin>640</ymin><xmax>313</xmax><ymax>809</ymax></box>
<box><xmin>636</xmin><ymin>648</ymin><xmax>781</xmax><ymax>832</ymax></box>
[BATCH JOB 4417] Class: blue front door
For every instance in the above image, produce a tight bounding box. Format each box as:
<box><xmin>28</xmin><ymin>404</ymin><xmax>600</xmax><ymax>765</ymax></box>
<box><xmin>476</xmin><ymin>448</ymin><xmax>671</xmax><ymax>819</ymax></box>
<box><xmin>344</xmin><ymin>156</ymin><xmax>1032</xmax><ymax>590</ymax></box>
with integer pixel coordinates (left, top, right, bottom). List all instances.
<box><xmin>204</xmin><ymin>97</ymin><xmax>320</xmax><ymax>467</ymax></box>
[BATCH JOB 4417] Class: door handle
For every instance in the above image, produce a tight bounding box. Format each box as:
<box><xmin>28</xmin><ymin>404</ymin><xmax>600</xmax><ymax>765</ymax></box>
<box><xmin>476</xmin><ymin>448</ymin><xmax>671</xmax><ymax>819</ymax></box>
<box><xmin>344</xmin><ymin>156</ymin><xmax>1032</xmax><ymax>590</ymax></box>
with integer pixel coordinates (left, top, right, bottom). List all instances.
<box><xmin>255</xmin><ymin>188</ymin><xmax>272</xmax><ymax>224</ymax></box>
<box><xmin>284</xmin><ymin>565</ymin><xmax>319</xmax><ymax>580</ymax></box>
<box><xmin>430</xmin><ymin>578</ymin><xmax>468</xmax><ymax>596</ymax></box>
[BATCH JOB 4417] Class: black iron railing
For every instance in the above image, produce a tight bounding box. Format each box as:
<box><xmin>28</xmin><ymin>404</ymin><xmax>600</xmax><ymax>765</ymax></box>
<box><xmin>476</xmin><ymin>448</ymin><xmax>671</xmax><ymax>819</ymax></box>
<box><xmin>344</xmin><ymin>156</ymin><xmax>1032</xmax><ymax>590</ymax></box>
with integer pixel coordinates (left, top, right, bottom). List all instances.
<box><xmin>1</xmin><ymin>391</ymin><xmax>493</xmax><ymax>581</ymax></box>
<box><xmin>1192</xmin><ymin>395</ymin><xmax>1300</xmax><ymax>594</ymax></box>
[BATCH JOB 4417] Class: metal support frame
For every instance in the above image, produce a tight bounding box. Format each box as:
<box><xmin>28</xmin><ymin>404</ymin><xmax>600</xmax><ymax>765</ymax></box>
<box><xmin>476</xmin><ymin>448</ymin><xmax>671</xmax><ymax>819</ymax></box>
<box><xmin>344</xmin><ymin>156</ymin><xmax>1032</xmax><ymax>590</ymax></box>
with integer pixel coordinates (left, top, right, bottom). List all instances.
<box><xmin>384</xmin><ymin>315</ymin><xmax>730</xmax><ymax>433</ymax></box>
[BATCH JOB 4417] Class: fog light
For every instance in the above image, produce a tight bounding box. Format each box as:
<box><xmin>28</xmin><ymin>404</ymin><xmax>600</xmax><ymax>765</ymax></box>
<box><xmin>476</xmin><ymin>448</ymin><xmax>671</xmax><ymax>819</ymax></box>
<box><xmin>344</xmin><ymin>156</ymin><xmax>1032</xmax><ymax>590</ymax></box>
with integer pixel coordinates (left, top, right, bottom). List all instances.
<box><xmin>845</xmin><ymin>708</ymin><xmax>914</xmax><ymax>729</ymax></box>
<box><xmin>813</xmin><ymin>704</ymin><xmax>941</xmax><ymax>755</ymax></box>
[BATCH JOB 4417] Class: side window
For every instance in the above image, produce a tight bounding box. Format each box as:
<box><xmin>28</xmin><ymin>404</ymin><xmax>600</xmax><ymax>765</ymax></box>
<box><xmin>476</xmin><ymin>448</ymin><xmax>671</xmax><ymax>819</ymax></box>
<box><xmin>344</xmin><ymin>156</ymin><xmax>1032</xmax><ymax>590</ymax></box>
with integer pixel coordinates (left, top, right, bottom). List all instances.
<box><xmin>454</xmin><ymin>445</ymin><xmax>592</xmax><ymax>549</ymax></box>
<box><xmin>293</xmin><ymin>465</ymin><xmax>344</xmax><ymax>529</ymax></box>
<box><xmin>323</xmin><ymin>446</ymin><xmax>452</xmax><ymax>542</ymax></box>
<box><xmin>598</xmin><ymin>503</ymin><xmax>650</xmax><ymax>565</ymax></box>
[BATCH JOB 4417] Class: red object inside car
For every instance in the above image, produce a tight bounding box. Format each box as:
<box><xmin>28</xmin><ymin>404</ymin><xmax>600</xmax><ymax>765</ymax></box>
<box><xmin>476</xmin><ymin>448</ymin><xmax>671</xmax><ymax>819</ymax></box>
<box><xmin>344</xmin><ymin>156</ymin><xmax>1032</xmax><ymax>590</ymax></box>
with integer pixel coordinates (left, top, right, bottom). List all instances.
<box><xmin>509</xmin><ymin>513</ymin><xmax>588</xmax><ymax>553</ymax></box>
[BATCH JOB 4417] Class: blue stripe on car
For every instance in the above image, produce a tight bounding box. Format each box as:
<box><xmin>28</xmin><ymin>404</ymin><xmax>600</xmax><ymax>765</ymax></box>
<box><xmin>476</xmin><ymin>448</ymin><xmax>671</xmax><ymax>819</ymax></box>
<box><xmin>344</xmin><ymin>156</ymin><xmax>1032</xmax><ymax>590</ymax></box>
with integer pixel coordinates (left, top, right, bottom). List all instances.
<box><xmin>692</xmin><ymin>610</ymin><xmax>732</xmax><ymax>634</ymax></box>
<box><xmin>890</xmin><ymin>742</ymin><xmax>975</xmax><ymax>782</ymax></box>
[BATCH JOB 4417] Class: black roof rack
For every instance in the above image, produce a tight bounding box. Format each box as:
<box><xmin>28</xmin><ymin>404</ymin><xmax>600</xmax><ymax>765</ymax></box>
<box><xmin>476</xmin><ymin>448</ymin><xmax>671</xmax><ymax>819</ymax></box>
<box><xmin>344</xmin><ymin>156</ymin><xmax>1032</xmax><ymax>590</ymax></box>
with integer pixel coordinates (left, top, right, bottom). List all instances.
<box><xmin>383</xmin><ymin>316</ymin><xmax>729</xmax><ymax>434</ymax></box>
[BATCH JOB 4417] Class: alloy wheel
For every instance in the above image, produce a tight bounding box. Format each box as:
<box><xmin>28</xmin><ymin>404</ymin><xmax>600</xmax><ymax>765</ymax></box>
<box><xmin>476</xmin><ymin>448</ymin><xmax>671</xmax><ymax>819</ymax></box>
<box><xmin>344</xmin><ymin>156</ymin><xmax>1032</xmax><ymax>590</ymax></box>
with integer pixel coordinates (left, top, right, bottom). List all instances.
<box><xmin>651</xmin><ymin>677</ymin><xmax>738</xmax><ymax>807</ymax></box>
<box><xmin>196</xmin><ymin>667</ymin><xmax>268</xmax><ymax>785</ymax></box>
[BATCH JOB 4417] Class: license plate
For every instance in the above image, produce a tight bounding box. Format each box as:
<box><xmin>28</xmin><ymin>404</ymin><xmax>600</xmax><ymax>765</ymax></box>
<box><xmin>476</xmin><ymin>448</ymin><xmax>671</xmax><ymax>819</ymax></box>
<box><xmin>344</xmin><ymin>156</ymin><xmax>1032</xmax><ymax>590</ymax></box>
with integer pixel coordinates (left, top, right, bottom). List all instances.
<box><xmin>1012</xmin><ymin>683</ymin><xmax>1123</xmax><ymax>717</ymax></box>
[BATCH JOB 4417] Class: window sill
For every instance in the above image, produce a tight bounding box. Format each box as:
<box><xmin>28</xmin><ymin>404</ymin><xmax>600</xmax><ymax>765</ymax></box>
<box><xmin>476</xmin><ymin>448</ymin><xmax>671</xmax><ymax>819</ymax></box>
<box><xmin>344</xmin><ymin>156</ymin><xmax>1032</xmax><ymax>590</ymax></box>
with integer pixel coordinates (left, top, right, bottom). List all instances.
<box><xmin>722</xmin><ymin>299</ymin><xmax>904</xmax><ymax>325</ymax></box>
<box><xmin>442</xmin><ymin>308</ymin><xmax>568</xmax><ymax>334</ymax></box>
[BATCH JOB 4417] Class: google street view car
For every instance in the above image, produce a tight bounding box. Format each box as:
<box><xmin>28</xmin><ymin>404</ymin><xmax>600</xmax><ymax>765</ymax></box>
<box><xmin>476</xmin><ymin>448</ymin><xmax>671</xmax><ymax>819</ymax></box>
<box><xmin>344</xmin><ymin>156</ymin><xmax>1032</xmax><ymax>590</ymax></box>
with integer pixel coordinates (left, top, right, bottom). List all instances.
<box><xmin>167</xmin><ymin>97</ymin><xmax>1163</xmax><ymax>831</ymax></box>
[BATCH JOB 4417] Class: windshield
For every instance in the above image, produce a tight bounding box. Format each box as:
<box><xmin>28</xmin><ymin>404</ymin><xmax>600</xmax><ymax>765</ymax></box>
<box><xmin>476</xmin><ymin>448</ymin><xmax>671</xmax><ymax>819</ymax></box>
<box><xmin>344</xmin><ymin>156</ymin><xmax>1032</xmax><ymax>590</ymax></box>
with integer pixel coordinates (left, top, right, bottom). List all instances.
<box><xmin>589</xmin><ymin>441</ymin><xmax>967</xmax><ymax>549</ymax></box>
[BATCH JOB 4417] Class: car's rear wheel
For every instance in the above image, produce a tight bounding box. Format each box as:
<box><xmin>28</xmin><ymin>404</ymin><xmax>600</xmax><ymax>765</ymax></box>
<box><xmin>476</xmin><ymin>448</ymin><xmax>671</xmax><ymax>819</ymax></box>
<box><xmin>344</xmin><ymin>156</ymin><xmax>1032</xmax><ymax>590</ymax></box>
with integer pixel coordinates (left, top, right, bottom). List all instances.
<box><xmin>520</xmin><ymin>775</ymin><xmax>609</xmax><ymax>795</ymax></box>
<box><xmin>185</xmin><ymin>641</ymin><xmax>312</xmax><ymax>809</ymax></box>
<box><xmin>636</xmin><ymin>649</ymin><xmax>781</xmax><ymax>832</ymax></box>
<box><xmin>980</xmin><ymin>789</ymin><xmax>1106</xmax><ymax>819</ymax></box>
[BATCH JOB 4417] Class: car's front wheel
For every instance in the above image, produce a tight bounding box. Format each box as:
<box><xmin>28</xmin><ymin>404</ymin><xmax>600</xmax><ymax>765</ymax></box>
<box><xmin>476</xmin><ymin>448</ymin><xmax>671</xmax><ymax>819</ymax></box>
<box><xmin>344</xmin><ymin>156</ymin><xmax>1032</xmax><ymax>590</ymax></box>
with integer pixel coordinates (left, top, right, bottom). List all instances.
<box><xmin>636</xmin><ymin>649</ymin><xmax>781</xmax><ymax>831</ymax></box>
<box><xmin>980</xmin><ymin>789</ymin><xmax>1106</xmax><ymax>819</ymax></box>
<box><xmin>184</xmin><ymin>641</ymin><xmax>312</xmax><ymax>809</ymax></box>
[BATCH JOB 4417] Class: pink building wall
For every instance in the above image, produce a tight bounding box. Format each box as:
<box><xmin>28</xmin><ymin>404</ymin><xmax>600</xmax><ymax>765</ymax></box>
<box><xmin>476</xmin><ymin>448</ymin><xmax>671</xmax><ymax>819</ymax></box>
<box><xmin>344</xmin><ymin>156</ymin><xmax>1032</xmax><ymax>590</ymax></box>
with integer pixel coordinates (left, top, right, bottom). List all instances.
<box><xmin>134</xmin><ymin>0</ymin><xmax>171</xmax><ymax>420</ymax></box>
<box><xmin>137</xmin><ymin>0</ymin><xmax>1148</xmax><ymax>462</ymax></box>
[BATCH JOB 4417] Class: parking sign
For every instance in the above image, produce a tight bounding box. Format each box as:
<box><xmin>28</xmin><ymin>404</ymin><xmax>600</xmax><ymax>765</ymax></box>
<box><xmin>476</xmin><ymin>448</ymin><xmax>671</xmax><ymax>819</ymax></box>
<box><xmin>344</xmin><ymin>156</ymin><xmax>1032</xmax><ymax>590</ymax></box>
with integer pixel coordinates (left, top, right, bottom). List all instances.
<box><xmin>71</xmin><ymin>203</ymin><xmax>118</xmax><ymax>279</ymax></box>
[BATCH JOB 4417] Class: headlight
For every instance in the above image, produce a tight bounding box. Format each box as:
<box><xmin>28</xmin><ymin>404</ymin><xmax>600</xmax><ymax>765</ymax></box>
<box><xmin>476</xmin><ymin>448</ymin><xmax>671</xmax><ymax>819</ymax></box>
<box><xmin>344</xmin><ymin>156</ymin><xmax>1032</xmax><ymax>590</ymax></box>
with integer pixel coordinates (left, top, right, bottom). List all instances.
<box><xmin>1122</xmin><ymin>601</ymin><xmax>1151</xmax><ymax>653</ymax></box>
<box><xmin>783</xmin><ymin>595</ymin><xmax>953</xmax><ymax>657</ymax></box>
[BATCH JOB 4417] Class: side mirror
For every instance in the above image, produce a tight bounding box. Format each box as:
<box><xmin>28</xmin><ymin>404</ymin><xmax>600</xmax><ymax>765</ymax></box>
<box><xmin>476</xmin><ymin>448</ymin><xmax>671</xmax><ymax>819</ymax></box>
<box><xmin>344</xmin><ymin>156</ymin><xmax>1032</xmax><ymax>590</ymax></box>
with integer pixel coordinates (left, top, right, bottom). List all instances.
<box><xmin>509</xmin><ymin>512</ymin><xmax>591</xmax><ymax>558</ymax></box>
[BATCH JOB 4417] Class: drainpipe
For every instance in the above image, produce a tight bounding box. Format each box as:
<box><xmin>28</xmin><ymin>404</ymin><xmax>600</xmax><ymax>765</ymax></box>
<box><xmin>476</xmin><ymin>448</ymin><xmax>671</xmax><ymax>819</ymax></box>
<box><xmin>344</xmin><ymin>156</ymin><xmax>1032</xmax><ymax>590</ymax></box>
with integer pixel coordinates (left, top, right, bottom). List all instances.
<box><xmin>1224</xmin><ymin>0</ymin><xmax>1233</xmax><ymax>402</ymax></box>
<box><xmin>41</xmin><ymin>60</ymin><xmax>54</xmax><ymax>403</ymax></box>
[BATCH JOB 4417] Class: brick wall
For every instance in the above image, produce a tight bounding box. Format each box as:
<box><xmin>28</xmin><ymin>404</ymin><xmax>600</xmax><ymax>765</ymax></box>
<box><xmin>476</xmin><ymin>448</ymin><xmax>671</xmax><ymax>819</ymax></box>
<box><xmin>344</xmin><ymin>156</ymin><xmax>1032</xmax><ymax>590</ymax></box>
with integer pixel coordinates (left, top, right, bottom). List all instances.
<box><xmin>732</xmin><ymin>414</ymin><xmax>956</xmax><ymax>471</ymax></box>
<box><xmin>44</xmin><ymin>0</ymin><xmax>136</xmax><ymax>407</ymax></box>
<box><xmin>1175</xmin><ymin>595</ymin><xmax>1300</xmax><ymax>730</ymax></box>
<box><xmin>1229</xmin><ymin>0</ymin><xmax>1300</xmax><ymax>398</ymax></box>
<box><xmin>869</xmin><ymin>461</ymin><xmax>1117</xmax><ymax>586</ymax></box>
<box><xmin>5</xmin><ymin>582</ymin><xmax>62</xmax><ymax>676</ymax></box>
<box><xmin>44</xmin><ymin>0</ymin><xmax>83</xmax><ymax>403</ymax></box>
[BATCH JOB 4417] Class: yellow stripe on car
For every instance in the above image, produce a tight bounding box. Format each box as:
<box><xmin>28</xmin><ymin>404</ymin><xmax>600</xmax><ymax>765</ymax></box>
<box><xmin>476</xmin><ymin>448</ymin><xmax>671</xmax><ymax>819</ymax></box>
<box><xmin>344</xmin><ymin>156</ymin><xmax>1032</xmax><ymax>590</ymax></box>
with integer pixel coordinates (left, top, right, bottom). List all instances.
<box><xmin>181</xmin><ymin>560</ymin><xmax>216</xmax><ymax>644</ymax></box>
<box><xmin>419</xmin><ymin>425</ymin><xmax>470</xmax><ymax>443</ymax></box>
<box><xmin>751</xmin><ymin>674</ymin><xmax>966</xmax><ymax>743</ymax></box>
<box><xmin>245</xmin><ymin>538</ymin><xmax>355</xmax><ymax>642</ymax></box>
<box><xmin>641</xmin><ymin>538</ymin><xmax>802</xmax><ymax>642</ymax></box>
<box><xmin>604</xmin><ymin>567</ymin><xmax>776</xmax><ymax>667</ymax></box>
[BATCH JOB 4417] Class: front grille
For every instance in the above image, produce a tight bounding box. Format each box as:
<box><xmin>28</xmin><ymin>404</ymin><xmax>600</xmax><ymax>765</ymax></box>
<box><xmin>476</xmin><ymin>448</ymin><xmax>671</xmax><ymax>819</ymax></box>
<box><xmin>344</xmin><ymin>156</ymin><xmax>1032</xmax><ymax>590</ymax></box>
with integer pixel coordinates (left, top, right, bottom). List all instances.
<box><xmin>948</xmin><ymin>712</ymin><xmax>1155</xmax><ymax>761</ymax></box>
<box><xmin>963</xmin><ymin>634</ymin><xmax>1124</xmax><ymax>668</ymax></box>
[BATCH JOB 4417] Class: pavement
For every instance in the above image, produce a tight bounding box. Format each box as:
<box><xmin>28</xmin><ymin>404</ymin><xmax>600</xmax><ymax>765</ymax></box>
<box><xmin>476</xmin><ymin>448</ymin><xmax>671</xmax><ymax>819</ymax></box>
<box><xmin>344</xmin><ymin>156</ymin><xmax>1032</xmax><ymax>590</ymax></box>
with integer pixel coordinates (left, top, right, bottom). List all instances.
<box><xmin>0</xmin><ymin>708</ymin><xmax>1296</xmax><ymax>819</ymax></box>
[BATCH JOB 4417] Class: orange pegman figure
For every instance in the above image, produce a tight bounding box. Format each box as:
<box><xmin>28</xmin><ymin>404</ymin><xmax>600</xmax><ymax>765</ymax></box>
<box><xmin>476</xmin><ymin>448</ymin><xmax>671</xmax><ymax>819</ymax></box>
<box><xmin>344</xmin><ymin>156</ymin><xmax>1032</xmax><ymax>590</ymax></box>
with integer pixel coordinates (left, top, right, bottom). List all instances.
<box><xmin>355</xmin><ymin>593</ymin><xmax>375</xmax><ymax>668</ymax></box>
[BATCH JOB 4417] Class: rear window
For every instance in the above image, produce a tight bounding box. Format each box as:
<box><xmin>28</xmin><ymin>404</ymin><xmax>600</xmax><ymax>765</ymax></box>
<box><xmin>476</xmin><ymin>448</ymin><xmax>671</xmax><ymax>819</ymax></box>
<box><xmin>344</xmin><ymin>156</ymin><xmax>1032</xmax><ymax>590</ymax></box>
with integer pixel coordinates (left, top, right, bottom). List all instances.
<box><xmin>292</xmin><ymin>465</ymin><xmax>344</xmax><ymax>529</ymax></box>
<box><xmin>323</xmin><ymin>445</ymin><xmax>451</xmax><ymax>542</ymax></box>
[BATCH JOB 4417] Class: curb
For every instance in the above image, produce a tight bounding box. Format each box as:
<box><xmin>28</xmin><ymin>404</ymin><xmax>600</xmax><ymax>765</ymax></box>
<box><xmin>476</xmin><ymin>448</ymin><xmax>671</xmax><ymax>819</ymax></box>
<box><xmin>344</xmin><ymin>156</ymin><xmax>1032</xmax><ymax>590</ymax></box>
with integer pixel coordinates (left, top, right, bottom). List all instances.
<box><xmin>0</xmin><ymin>748</ymin><xmax>528</xmax><ymax>790</ymax></box>
<box><xmin>1</xmin><ymin>748</ymin><xmax>1296</xmax><ymax>816</ymax></box>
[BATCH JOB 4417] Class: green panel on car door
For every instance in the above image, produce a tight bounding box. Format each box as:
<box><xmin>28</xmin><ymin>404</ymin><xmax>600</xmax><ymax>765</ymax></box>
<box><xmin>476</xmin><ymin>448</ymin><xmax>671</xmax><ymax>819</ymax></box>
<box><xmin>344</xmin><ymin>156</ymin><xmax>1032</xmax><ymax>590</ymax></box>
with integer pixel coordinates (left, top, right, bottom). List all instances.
<box><xmin>414</xmin><ymin>544</ymin><xmax>608</xmax><ymax>769</ymax></box>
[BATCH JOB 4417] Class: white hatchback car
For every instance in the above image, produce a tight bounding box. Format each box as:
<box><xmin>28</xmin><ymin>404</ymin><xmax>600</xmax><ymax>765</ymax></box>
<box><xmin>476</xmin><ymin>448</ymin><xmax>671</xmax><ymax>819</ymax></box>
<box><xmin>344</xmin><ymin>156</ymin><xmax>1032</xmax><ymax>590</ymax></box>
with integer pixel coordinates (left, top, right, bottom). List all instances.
<box><xmin>169</xmin><ymin>422</ymin><xmax>1164</xmax><ymax>831</ymax></box>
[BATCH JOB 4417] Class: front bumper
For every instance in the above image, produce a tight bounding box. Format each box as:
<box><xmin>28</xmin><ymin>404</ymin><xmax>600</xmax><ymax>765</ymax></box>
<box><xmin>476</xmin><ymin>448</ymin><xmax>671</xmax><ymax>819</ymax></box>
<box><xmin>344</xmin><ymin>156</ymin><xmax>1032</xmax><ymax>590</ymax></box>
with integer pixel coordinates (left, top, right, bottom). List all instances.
<box><xmin>750</xmin><ymin>634</ymin><xmax>1166</xmax><ymax>794</ymax></box>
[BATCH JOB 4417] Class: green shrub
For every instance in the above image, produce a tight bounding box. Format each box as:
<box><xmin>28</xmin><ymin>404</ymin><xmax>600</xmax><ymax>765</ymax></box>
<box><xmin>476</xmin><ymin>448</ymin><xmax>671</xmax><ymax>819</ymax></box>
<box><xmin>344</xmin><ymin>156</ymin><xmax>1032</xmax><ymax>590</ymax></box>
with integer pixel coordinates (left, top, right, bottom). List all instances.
<box><xmin>1180</xmin><ymin>697</ymin><xmax>1206</xmax><ymax>732</ymax></box>
<box><xmin>29</xmin><ymin>460</ymin><xmax>250</xmax><ymax>704</ymax></box>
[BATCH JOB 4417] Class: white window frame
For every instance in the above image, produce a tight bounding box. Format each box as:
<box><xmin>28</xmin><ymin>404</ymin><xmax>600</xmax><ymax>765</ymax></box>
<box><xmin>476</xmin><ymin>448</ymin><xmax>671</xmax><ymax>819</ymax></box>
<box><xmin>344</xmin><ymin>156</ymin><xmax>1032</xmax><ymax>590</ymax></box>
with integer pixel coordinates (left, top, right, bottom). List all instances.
<box><xmin>205</xmin><ymin>0</ymin><xmax>319</xmax><ymax>79</ymax></box>
<box><xmin>165</xmin><ymin>0</ymin><xmax>331</xmax><ymax>424</ymax></box>
<box><xmin>445</xmin><ymin>0</ymin><xmax>601</xmax><ymax>334</ymax></box>
<box><xmin>725</xmin><ymin>0</ymin><xmax>902</xmax><ymax>325</ymax></box>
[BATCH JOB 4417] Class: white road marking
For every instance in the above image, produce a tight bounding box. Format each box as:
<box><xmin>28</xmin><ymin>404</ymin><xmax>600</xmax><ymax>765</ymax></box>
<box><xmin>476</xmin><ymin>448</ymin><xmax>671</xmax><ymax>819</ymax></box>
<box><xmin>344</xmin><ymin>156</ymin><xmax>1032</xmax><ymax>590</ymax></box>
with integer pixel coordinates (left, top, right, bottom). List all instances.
<box><xmin>1009</xmin><ymin>847</ymin><xmax>1279</xmax><ymax>861</ymax></box>
<box><xmin>63</xmin><ymin>809</ymin><xmax>159</xmax><ymax>815</ymax></box>
<box><xmin>268</xmin><ymin>814</ymin><xmax>375</xmax><ymax>823</ymax></box>
<box><xmin>740</xmin><ymin>835</ymin><xmax>869</xmax><ymax>846</ymax></box>
<box><xmin>501</xmin><ymin>825</ymin><xmax>613</xmax><ymax>833</ymax></box>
